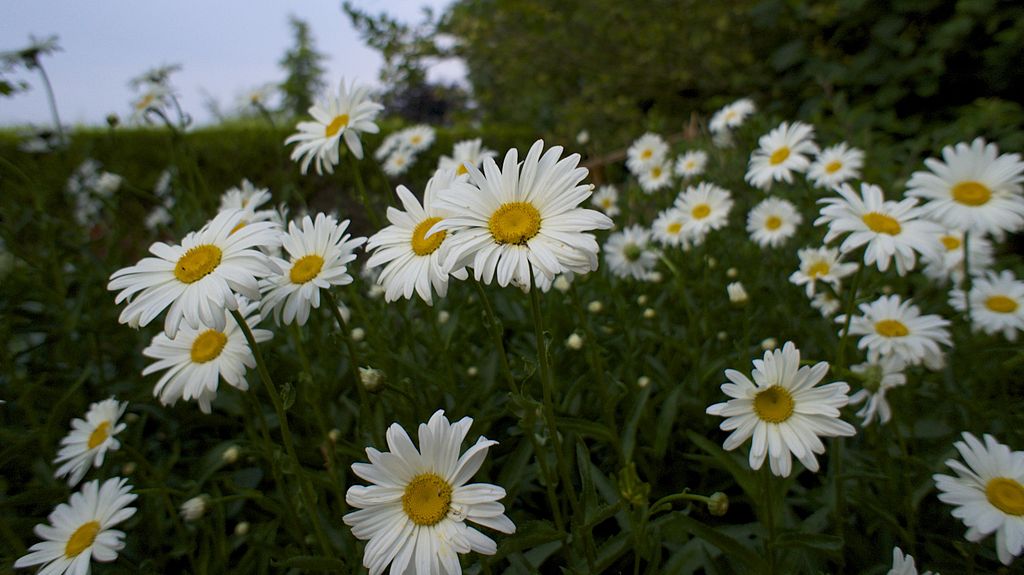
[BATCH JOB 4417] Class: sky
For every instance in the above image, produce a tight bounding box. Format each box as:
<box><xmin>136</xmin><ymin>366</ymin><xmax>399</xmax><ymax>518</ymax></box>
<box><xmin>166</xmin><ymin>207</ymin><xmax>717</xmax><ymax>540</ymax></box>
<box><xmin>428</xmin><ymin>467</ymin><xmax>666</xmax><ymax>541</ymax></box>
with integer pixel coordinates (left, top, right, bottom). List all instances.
<box><xmin>1</xmin><ymin>0</ymin><xmax>461</xmax><ymax>126</ymax></box>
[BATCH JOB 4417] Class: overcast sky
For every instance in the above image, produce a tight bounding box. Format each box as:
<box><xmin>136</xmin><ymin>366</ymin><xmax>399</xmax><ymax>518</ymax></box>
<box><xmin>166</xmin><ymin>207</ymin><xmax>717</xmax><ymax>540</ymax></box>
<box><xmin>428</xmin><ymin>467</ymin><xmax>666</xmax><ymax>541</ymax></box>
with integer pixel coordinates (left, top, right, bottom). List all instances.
<box><xmin>2</xmin><ymin>0</ymin><xmax>460</xmax><ymax>126</ymax></box>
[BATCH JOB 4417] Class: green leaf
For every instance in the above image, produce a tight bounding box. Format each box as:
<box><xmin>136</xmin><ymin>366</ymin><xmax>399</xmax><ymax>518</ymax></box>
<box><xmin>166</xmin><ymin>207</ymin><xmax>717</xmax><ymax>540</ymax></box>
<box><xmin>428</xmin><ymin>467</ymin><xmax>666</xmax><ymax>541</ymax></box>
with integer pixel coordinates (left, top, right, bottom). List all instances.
<box><xmin>558</xmin><ymin>417</ymin><xmax>615</xmax><ymax>442</ymax></box>
<box><xmin>490</xmin><ymin>520</ymin><xmax>564</xmax><ymax>562</ymax></box>
<box><xmin>687</xmin><ymin>430</ymin><xmax>759</xmax><ymax>499</ymax></box>
<box><xmin>665</xmin><ymin>513</ymin><xmax>762</xmax><ymax>572</ymax></box>
<box><xmin>774</xmin><ymin>531</ymin><xmax>843</xmax><ymax>555</ymax></box>
<box><xmin>622</xmin><ymin>385</ymin><xmax>651</xmax><ymax>461</ymax></box>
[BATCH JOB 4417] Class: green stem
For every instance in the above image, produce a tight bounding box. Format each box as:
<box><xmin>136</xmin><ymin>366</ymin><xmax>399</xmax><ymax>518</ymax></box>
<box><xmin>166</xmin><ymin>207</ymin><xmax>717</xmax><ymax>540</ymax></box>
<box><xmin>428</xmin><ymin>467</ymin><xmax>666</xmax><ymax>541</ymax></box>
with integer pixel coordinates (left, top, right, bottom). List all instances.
<box><xmin>760</xmin><ymin>468</ymin><xmax>778</xmax><ymax>575</ymax></box>
<box><xmin>649</xmin><ymin>491</ymin><xmax>715</xmax><ymax>516</ymax></box>
<box><xmin>962</xmin><ymin>231</ymin><xmax>974</xmax><ymax>329</ymax></box>
<box><xmin>323</xmin><ymin>289</ymin><xmax>371</xmax><ymax>414</ymax></box>
<box><xmin>836</xmin><ymin>265</ymin><xmax>863</xmax><ymax>371</ymax></box>
<box><xmin>229</xmin><ymin>309</ymin><xmax>335</xmax><ymax>559</ymax></box>
<box><xmin>348</xmin><ymin>153</ymin><xmax>382</xmax><ymax>229</ymax></box>
<box><xmin>472</xmin><ymin>279</ymin><xmax>518</xmax><ymax>396</ymax></box>
<box><xmin>35</xmin><ymin>61</ymin><xmax>65</xmax><ymax>147</ymax></box>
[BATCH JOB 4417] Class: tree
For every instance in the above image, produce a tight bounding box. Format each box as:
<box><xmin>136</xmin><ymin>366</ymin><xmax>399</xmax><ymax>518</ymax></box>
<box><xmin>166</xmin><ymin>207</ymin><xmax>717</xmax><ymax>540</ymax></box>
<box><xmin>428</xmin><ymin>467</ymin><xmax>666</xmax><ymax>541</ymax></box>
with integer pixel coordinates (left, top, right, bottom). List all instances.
<box><xmin>279</xmin><ymin>16</ymin><xmax>326</xmax><ymax>118</ymax></box>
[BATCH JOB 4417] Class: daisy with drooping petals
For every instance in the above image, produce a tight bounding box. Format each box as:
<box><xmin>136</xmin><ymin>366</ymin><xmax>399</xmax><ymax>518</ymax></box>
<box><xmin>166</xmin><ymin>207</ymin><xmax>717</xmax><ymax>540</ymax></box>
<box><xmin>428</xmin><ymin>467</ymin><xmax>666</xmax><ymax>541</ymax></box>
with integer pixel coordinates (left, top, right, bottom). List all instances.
<box><xmin>848</xmin><ymin>355</ymin><xmax>906</xmax><ymax>426</ymax></box>
<box><xmin>706</xmin><ymin>341</ymin><xmax>855</xmax><ymax>477</ymax></box>
<box><xmin>839</xmin><ymin>294</ymin><xmax>951</xmax><ymax>369</ymax></box>
<box><xmin>142</xmin><ymin>298</ymin><xmax>270</xmax><ymax>413</ymax></box>
<box><xmin>745</xmin><ymin>121</ymin><xmax>819</xmax><ymax>190</ymax></box>
<box><xmin>950</xmin><ymin>270</ymin><xmax>1024</xmax><ymax>341</ymax></box>
<box><xmin>343</xmin><ymin>410</ymin><xmax>515</xmax><ymax>575</ymax></box>
<box><xmin>638</xmin><ymin>160</ymin><xmax>673</xmax><ymax>194</ymax></box>
<box><xmin>438</xmin><ymin>139</ymin><xmax>497</xmax><ymax>176</ymax></box>
<box><xmin>14</xmin><ymin>477</ymin><xmax>138</xmax><ymax>575</ymax></box>
<box><xmin>907</xmin><ymin>137</ymin><xmax>1024</xmax><ymax>237</ymax></box>
<box><xmin>816</xmin><ymin>182</ymin><xmax>942</xmax><ymax>276</ymax></box>
<box><xmin>108</xmin><ymin>209</ymin><xmax>281</xmax><ymax>338</ymax></box>
<box><xmin>285</xmin><ymin>78</ymin><xmax>383</xmax><ymax>174</ymax></box>
<box><xmin>922</xmin><ymin>229</ymin><xmax>994</xmax><ymax>285</ymax></box>
<box><xmin>789</xmin><ymin>246</ymin><xmax>858</xmax><ymax>298</ymax></box>
<box><xmin>675</xmin><ymin>182</ymin><xmax>733</xmax><ymax>244</ymax></box>
<box><xmin>365</xmin><ymin>171</ymin><xmax>469</xmax><ymax>305</ymax></box>
<box><xmin>675</xmin><ymin>150</ymin><xmax>708</xmax><ymax>178</ymax></box>
<box><xmin>260</xmin><ymin>213</ymin><xmax>366</xmax><ymax>325</ymax></box>
<box><xmin>129</xmin><ymin>85</ymin><xmax>171</xmax><ymax>125</ymax></box>
<box><xmin>746</xmin><ymin>197</ymin><xmax>802</xmax><ymax>248</ymax></box>
<box><xmin>590</xmin><ymin>184</ymin><xmax>620</xmax><ymax>217</ymax></box>
<box><xmin>807</xmin><ymin>142</ymin><xmax>864</xmax><ymax>189</ymax></box>
<box><xmin>626</xmin><ymin>133</ymin><xmax>668</xmax><ymax>175</ymax></box>
<box><xmin>433</xmin><ymin>140</ymin><xmax>613</xmax><ymax>288</ymax></box>
<box><xmin>888</xmin><ymin>546</ymin><xmax>934</xmax><ymax>575</ymax></box>
<box><xmin>934</xmin><ymin>432</ymin><xmax>1024</xmax><ymax>566</ymax></box>
<box><xmin>709</xmin><ymin>98</ymin><xmax>756</xmax><ymax>134</ymax></box>
<box><xmin>53</xmin><ymin>398</ymin><xmax>128</xmax><ymax>486</ymax></box>
<box><xmin>652</xmin><ymin>208</ymin><xmax>689</xmax><ymax>248</ymax></box>
<box><xmin>605</xmin><ymin>225</ymin><xmax>659</xmax><ymax>281</ymax></box>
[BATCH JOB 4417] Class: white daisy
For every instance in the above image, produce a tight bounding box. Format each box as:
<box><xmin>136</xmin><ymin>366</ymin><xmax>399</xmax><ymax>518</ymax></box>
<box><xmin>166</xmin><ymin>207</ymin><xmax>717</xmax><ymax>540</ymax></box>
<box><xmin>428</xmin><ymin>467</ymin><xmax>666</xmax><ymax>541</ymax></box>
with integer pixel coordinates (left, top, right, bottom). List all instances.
<box><xmin>934</xmin><ymin>432</ymin><xmax>1024</xmax><ymax>565</ymax></box>
<box><xmin>219</xmin><ymin>179</ymin><xmax>274</xmax><ymax>220</ymax></box>
<box><xmin>365</xmin><ymin>171</ymin><xmax>469</xmax><ymax>305</ymax></box>
<box><xmin>260</xmin><ymin>213</ymin><xmax>366</xmax><ymax>325</ymax></box>
<box><xmin>401</xmin><ymin>124</ymin><xmax>436</xmax><ymax>153</ymax></box>
<box><xmin>108</xmin><ymin>209</ymin><xmax>281</xmax><ymax>338</ymax></box>
<box><xmin>950</xmin><ymin>270</ymin><xmax>1024</xmax><ymax>341</ymax></box>
<box><xmin>706</xmin><ymin>341</ymin><xmax>855</xmax><ymax>477</ymax></box>
<box><xmin>675</xmin><ymin>182</ymin><xmax>734</xmax><ymax>244</ymax></box>
<box><xmin>285</xmin><ymin>78</ymin><xmax>384</xmax><ymax>174</ymax></box>
<box><xmin>848</xmin><ymin>355</ymin><xmax>907</xmax><ymax>426</ymax></box>
<box><xmin>922</xmin><ymin>229</ymin><xmax>994</xmax><ymax>285</ymax></box>
<box><xmin>906</xmin><ymin>137</ymin><xmax>1024</xmax><ymax>237</ymax></box>
<box><xmin>746</xmin><ymin>197</ymin><xmax>802</xmax><ymax>248</ymax></box>
<box><xmin>745</xmin><ymin>121</ymin><xmax>819</xmax><ymax>191</ymax></box>
<box><xmin>675</xmin><ymin>150</ymin><xmax>708</xmax><ymax>178</ymax></box>
<box><xmin>53</xmin><ymin>398</ymin><xmax>128</xmax><ymax>486</ymax></box>
<box><xmin>142</xmin><ymin>298</ymin><xmax>271</xmax><ymax>413</ymax></box>
<box><xmin>638</xmin><ymin>160</ymin><xmax>673</xmax><ymax>194</ymax></box>
<box><xmin>839</xmin><ymin>294</ymin><xmax>951</xmax><ymax>369</ymax></box>
<box><xmin>811</xmin><ymin>291</ymin><xmax>842</xmax><ymax>318</ymax></box>
<box><xmin>816</xmin><ymin>182</ymin><xmax>942</xmax><ymax>276</ymax></box>
<box><xmin>375</xmin><ymin>132</ymin><xmax>403</xmax><ymax>161</ymax></box>
<box><xmin>343</xmin><ymin>410</ymin><xmax>515</xmax><ymax>575</ymax></box>
<box><xmin>438</xmin><ymin>139</ymin><xmax>497</xmax><ymax>176</ymax></box>
<box><xmin>651</xmin><ymin>207</ymin><xmax>689</xmax><ymax>248</ymax></box>
<box><xmin>709</xmin><ymin>98</ymin><xmax>756</xmax><ymax>134</ymax></box>
<box><xmin>590</xmin><ymin>184</ymin><xmax>620</xmax><ymax>217</ymax></box>
<box><xmin>626</xmin><ymin>133</ymin><xmax>668</xmax><ymax>175</ymax></box>
<box><xmin>129</xmin><ymin>85</ymin><xmax>170</xmax><ymax>125</ymax></box>
<box><xmin>14</xmin><ymin>477</ymin><xmax>138</xmax><ymax>575</ymax></box>
<box><xmin>788</xmin><ymin>246</ymin><xmax>858</xmax><ymax>298</ymax></box>
<box><xmin>604</xmin><ymin>225</ymin><xmax>658</xmax><ymax>280</ymax></box>
<box><xmin>432</xmin><ymin>140</ymin><xmax>613</xmax><ymax>288</ymax></box>
<box><xmin>888</xmin><ymin>546</ymin><xmax>934</xmax><ymax>575</ymax></box>
<box><xmin>807</xmin><ymin>142</ymin><xmax>865</xmax><ymax>189</ymax></box>
<box><xmin>383</xmin><ymin>148</ymin><xmax>414</xmax><ymax>177</ymax></box>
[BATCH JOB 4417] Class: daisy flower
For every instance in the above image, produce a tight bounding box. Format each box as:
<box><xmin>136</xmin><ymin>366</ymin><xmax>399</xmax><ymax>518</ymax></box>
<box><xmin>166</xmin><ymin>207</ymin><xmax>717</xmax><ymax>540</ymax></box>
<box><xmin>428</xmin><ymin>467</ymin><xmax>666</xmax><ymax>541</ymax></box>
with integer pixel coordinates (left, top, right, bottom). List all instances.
<box><xmin>108</xmin><ymin>209</ymin><xmax>281</xmax><ymax>338</ymax></box>
<box><xmin>285</xmin><ymin>78</ymin><xmax>383</xmax><ymax>174</ymax></box>
<box><xmin>260</xmin><ymin>213</ymin><xmax>366</xmax><ymax>325</ymax></box>
<box><xmin>383</xmin><ymin>147</ymin><xmax>414</xmax><ymax>177</ymax></box>
<box><xmin>848</xmin><ymin>355</ymin><xmax>907</xmax><ymax>426</ymax></box>
<box><xmin>922</xmin><ymin>229</ymin><xmax>994</xmax><ymax>285</ymax></box>
<box><xmin>815</xmin><ymin>182</ymin><xmax>942</xmax><ymax>276</ymax></box>
<box><xmin>142</xmin><ymin>298</ymin><xmax>270</xmax><ymax>413</ymax></box>
<box><xmin>746</xmin><ymin>197</ymin><xmax>802</xmax><ymax>248</ymax></box>
<box><xmin>438</xmin><ymin>139</ymin><xmax>497</xmax><ymax>176</ymax></box>
<box><xmin>933</xmin><ymin>432</ymin><xmax>1024</xmax><ymax>565</ymax></box>
<box><xmin>343</xmin><ymin>410</ymin><xmax>515</xmax><ymax>575</ymax></box>
<box><xmin>219</xmin><ymin>179</ymin><xmax>276</xmax><ymax>230</ymax></box>
<box><xmin>675</xmin><ymin>150</ymin><xmax>708</xmax><ymax>178</ymax></box>
<box><xmin>839</xmin><ymin>294</ymin><xmax>951</xmax><ymax>369</ymax></box>
<box><xmin>432</xmin><ymin>140</ymin><xmax>613</xmax><ymax>288</ymax></box>
<box><xmin>129</xmin><ymin>85</ymin><xmax>170</xmax><ymax>124</ymax></box>
<box><xmin>638</xmin><ymin>160</ymin><xmax>673</xmax><ymax>194</ymax></box>
<box><xmin>53</xmin><ymin>398</ymin><xmax>128</xmax><ymax>486</ymax></box>
<box><xmin>811</xmin><ymin>291</ymin><xmax>842</xmax><ymax>318</ymax></box>
<box><xmin>788</xmin><ymin>246</ymin><xmax>858</xmax><ymax>298</ymax></box>
<box><xmin>709</xmin><ymin>98</ymin><xmax>756</xmax><ymax>134</ymax></box>
<box><xmin>652</xmin><ymin>207</ymin><xmax>689</xmax><ymax>248</ymax></box>
<box><xmin>807</xmin><ymin>142</ymin><xmax>865</xmax><ymax>189</ymax></box>
<box><xmin>374</xmin><ymin>132</ymin><xmax>403</xmax><ymax>161</ymax></box>
<box><xmin>14</xmin><ymin>477</ymin><xmax>138</xmax><ymax>575</ymax></box>
<box><xmin>906</xmin><ymin>138</ymin><xmax>1024</xmax><ymax>237</ymax></box>
<box><xmin>626</xmin><ymin>133</ymin><xmax>668</xmax><ymax>175</ymax></box>
<box><xmin>401</xmin><ymin>124</ymin><xmax>436</xmax><ymax>153</ymax></box>
<box><xmin>745</xmin><ymin>121</ymin><xmax>819</xmax><ymax>191</ymax></box>
<box><xmin>706</xmin><ymin>341</ymin><xmax>855</xmax><ymax>477</ymax></box>
<box><xmin>675</xmin><ymin>182</ymin><xmax>734</xmax><ymax>244</ymax></box>
<box><xmin>365</xmin><ymin>171</ymin><xmax>469</xmax><ymax>305</ymax></box>
<box><xmin>950</xmin><ymin>270</ymin><xmax>1024</xmax><ymax>341</ymax></box>
<box><xmin>604</xmin><ymin>225</ymin><xmax>658</xmax><ymax>280</ymax></box>
<box><xmin>888</xmin><ymin>546</ymin><xmax>934</xmax><ymax>575</ymax></box>
<box><xmin>590</xmin><ymin>184</ymin><xmax>620</xmax><ymax>217</ymax></box>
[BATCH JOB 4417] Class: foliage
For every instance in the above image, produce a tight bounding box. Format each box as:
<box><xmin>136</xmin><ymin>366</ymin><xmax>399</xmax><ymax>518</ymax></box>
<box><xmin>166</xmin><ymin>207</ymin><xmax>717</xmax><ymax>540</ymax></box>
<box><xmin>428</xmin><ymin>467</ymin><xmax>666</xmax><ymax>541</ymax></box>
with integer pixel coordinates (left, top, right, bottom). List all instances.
<box><xmin>278</xmin><ymin>16</ymin><xmax>326</xmax><ymax>118</ymax></box>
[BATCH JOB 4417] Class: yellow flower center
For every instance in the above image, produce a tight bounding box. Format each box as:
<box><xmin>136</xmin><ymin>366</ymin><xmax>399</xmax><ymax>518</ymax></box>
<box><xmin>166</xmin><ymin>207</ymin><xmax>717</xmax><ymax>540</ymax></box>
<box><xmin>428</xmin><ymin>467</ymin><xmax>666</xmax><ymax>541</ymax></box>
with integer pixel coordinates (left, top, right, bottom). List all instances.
<box><xmin>641</xmin><ymin>149</ymin><xmax>653</xmax><ymax>160</ymax></box>
<box><xmin>229</xmin><ymin>220</ymin><xmax>249</xmax><ymax>235</ymax></box>
<box><xmin>725</xmin><ymin>110</ymin><xmax>737</xmax><ymax>120</ymax></box>
<box><xmin>753</xmin><ymin>386</ymin><xmax>795</xmax><ymax>424</ymax></box>
<box><xmin>290</xmin><ymin>254</ymin><xmax>325</xmax><ymax>284</ymax></box>
<box><xmin>651</xmin><ymin>166</ymin><xmax>663</xmax><ymax>178</ymax></box>
<box><xmin>87</xmin><ymin>421</ymin><xmax>111</xmax><ymax>449</ymax></box>
<box><xmin>135</xmin><ymin>94</ymin><xmax>155</xmax><ymax>111</ymax></box>
<box><xmin>824</xmin><ymin>160</ymin><xmax>843</xmax><ymax>174</ymax></box>
<box><xmin>623</xmin><ymin>244</ymin><xmax>643</xmax><ymax>262</ymax></box>
<box><xmin>325</xmin><ymin>114</ymin><xmax>350</xmax><ymax>137</ymax></box>
<box><xmin>65</xmin><ymin>521</ymin><xmax>101</xmax><ymax>558</ymax></box>
<box><xmin>769</xmin><ymin>147</ymin><xmax>790</xmax><ymax>166</ymax></box>
<box><xmin>174</xmin><ymin>245</ymin><xmax>223</xmax><ymax>284</ymax></box>
<box><xmin>600</xmin><ymin>198</ymin><xmax>613</xmax><ymax>208</ymax></box>
<box><xmin>402</xmin><ymin>473</ymin><xmax>452</xmax><ymax>526</ymax></box>
<box><xmin>692</xmin><ymin>204</ymin><xmax>711</xmax><ymax>220</ymax></box>
<box><xmin>411</xmin><ymin>135</ymin><xmax>422</xmax><ymax>144</ymax></box>
<box><xmin>951</xmin><ymin>181</ymin><xmax>991</xmax><ymax>206</ymax></box>
<box><xmin>667</xmin><ymin>222</ymin><xmax>682</xmax><ymax>234</ymax></box>
<box><xmin>685</xmin><ymin>161</ymin><xmax>695</xmax><ymax>170</ymax></box>
<box><xmin>807</xmin><ymin>261</ymin><xmax>831</xmax><ymax>278</ymax></box>
<box><xmin>862</xmin><ymin>212</ymin><xmax>902</xmax><ymax>235</ymax></box>
<box><xmin>488</xmin><ymin>202</ymin><xmax>541</xmax><ymax>245</ymax></box>
<box><xmin>411</xmin><ymin>217</ymin><xmax>446</xmax><ymax>256</ymax></box>
<box><xmin>191</xmin><ymin>330</ymin><xmax>228</xmax><ymax>363</ymax></box>
<box><xmin>941</xmin><ymin>235</ymin><xmax>961</xmax><ymax>251</ymax></box>
<box><xmin>986</xmin><ymin>477</ymin><xmax>1024</xmax><ymax>516</ymax></box>
<box><xmin>986</xmin><ymin>295</ymin><xmax>1019</xmax><ymax>314</ymax></box>
<box><xmin>764</xmin><ymin>216</ymin><xmax>783</xmax><ymax>230</ymax></box>
<box><xmin>456</xmin><ymin>163</ymin><xmax>469</xmax><ymax>175</ymax></box>
<box><xmin>875</xmin><ymin>319</ymin><xmax>909</xmax><ymax>338</ymax></box>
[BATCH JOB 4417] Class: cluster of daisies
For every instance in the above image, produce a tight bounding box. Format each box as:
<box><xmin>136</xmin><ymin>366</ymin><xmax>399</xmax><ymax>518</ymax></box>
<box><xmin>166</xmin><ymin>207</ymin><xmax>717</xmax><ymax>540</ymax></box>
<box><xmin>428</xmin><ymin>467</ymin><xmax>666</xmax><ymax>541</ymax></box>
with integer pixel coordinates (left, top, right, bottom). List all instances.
<box><xmin>65</xmin><ymin>159</ymin><xmax>123</xmax><ymax>227</ymax></box>
<box><xmin>374</xmin><ymin>124</ymin><xmax>436</xmax><ymax>176</ymax></box>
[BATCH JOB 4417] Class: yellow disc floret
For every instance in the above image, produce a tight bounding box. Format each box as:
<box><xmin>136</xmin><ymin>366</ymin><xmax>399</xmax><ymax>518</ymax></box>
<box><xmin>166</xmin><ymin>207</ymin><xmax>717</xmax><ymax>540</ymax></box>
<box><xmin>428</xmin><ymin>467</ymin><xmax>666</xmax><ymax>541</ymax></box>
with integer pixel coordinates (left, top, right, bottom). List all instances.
<box><xmin>985</xmin><ymin>295</ymin><xmax>1019</xmax><ymax>314</ymax></box>
<box><xmin>986</xmin><ymin>477</ymin><xmax>1024</xmax><ymax>516</ymax></box>
<box><xmin>807</xmin><ymin>261</ymin><xmax>831</xmax><ymax>278</ymax></box>
<box><xmin>65</xmin><ymin>521</ymin><xmax>101</xmax><ymax>558</ymax></box>
<box><xmin>402</xmin><ymin>473</ymin><xmax>453</xmax><ymax>526</ymax></box>
<box><xmin>753</xmin><ymin>386</ymin><xmax>795</xmax><ymax>424</ymax></box>
<box><xmin>174</xmin><ymin>245</ymin><xmax>223</xmax><ymax>284</ymax></box>
<box><xmin>824</xmin><ymin>160</ymin><xmax>843</xmax><ymax>174</ymax></box>
<box><xmin>325</xmin><ymin>114</ymin><xmax>350</xmax><ymax>137</ymax></box>
<box><xmin>764</xmin><ymin>216</ymin><xmax>783</xmax><ymax>230</ymax></box>
<box><xmin>862</xmin><ymin>212</ymin><xmax>902</xmax><ymax>235</ymax></box>
<box><xmin>87</xmin><ymin>421</ymin><xmax>111</xmax><ymax>450</ymax></box>
<box><xmin>290</xmin><ymin>255</ymin><xmax>325</xmax><ymax>284</ymax></box>
<box><xmin>488</xmin><ymin>202</ymin><xmax>541</xmax><ymax>245</ymax></box>
<box><xmin>691</xmin><ymin>204</ymin><xmax>711</xmax><ymax>220</ymax></box>
<box><xmin>769</xmin><ymin>147</ymin><xmax>790</xmax><ymax>166</ymax></box>
<box><xmin>875</xmin><ymin>319</ymin><xmax>909</xmax><ymax>338</ymax></box>
<box><xmin>191</xmin><ymin>330</ymin><xmax>228</xmax><ymax>363</ymax></box>
<box><xmin>951</xmin><ymin>181</ymin><xmax>991</xmax><ymax>206</ymax></box>
<box><xmin>411</xmin><ymin>217</ymin><xmax>446</xmax><ymax>256</ymax></box>
<box><xmin>941</xmin><ymin>235</ymin><xmax>961</xmax><ymax>251</ymax></box>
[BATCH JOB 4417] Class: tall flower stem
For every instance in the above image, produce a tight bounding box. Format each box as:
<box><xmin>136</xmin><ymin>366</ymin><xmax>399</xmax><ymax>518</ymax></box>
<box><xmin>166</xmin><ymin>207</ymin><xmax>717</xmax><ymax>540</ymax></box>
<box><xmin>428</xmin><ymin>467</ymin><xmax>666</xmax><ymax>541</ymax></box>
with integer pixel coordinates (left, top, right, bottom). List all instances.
<box><xmin>760</xmin><ymin>468</ymin><xmax>778</xmax><ymax>574</ymax></box>
<box><xmin>323</xmin><ymin>289</ymin><xmax>371</xmax><ymax>413</ymax></box>
<box><xmin>472</xmin><ymin>279</ymin><xmax>518</xmax><ymax>396</ymax></box>
<box><xmin>34</xmin><ymin>61</ymin><xmax>65</xmax><ymax>147</ymax></box>
<box><xmin>347</xmin><ymin>153</ymin><xmax>382</xmax><ymax>230</ymax></box>
<box><xmin>229</xmin><ymin>309</ymin><xmax>335</xmax><ymax>559</ymax></box>
<box><xmin>835</xmin><ymin>265</ymin><xmax>864</xmax><ymax>371</ymax></box>
<box><xmin>962</xmin><ymin>231</ymin><xmax>974</xmax><ymax>328</ymax></box>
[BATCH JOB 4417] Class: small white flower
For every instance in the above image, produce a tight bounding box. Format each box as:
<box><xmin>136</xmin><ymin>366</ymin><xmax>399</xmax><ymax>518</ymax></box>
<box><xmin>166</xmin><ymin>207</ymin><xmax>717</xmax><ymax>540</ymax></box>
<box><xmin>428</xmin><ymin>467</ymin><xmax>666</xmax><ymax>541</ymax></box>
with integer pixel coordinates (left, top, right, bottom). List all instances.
<box><xmin>626</xmin><ymin>132</ymin><xmax>668</xmax><ymax>175</ymax></box>
<box><xmin>839</xmin><ymin>294</ymin><xmax>951</xmax><ymax>369</ymax></box>
<box><xmin>285</xmin><ymin>78</ymin><xmax>383</xmax><ymax>174</ymax></box>
<box><xmin>438</xmin><ymin>138</ymin><xmax>497</xmax><ymax>176</ymax></box>
<box><xmin>675</xmin><ymin>150</ymin><xmax>708</xmax><ymax>178</ymax></box>
<box><xmin>807</xmin><ymin>142</ymin><xmax>864</xmax><ymax>189</ymax></box>
<box><xmin>638</xmin><ymin>160</ymin><xmax>673</xmax><ymax>194</ymax></box>
<box><xmin>950</xmin><ymin>269</ymin><xmax>1024</xmax><ymax>341</ymax></box>
<box><xmin>789</xmin><ymin>246</ymin><xmax>858</xmax><ymax>298</ymax></box>
<box><xmin>745</xmin><ymin>121</ymin><xmax>818</xmax><ymax>191</ymax></box>
<box><xmin>921</xmin><ymin>229</ymin><xmax>995</xmax><ymax>285</ymax></box>
<box><xmin>53</xmin><ymin>398</ymin><xmax>129</xmax><ymax>486</ymax></box>
<box><xmin>675</xmin><ymin>182</ymin><xmax>733</xmax><ymax>245</ymax></box>
<box><xmin>709</xmin><ymin>98</ymin><xmax>755</xmax><ymax>134</ymax></box>
<box><xmin>747</xmin><ymin>197</ymin><xmax>802</xmax><ymax>248</ymax></box>
<box><xmin>180</xmin><ymin>495</ymin><xmax>209</xmax><ymax>521</ymax></box>
<box><xmin>848</xmin><ymin>355</ymin><xmax>907</xmax><ymax>426</ymax></box>
<box><xmin>652</xmin><ymin>207</ymin><xmax>689</xmax><ymax>248</ymax></box>
<box><xmin>590</xmin><ymin>185</ymin><xmax>620</xmax><ymax>217</ymax></box>
<box><xmin>604</xmin><ymin>225</ymin><xmax>658</xmax><ymax>281</ymax></box>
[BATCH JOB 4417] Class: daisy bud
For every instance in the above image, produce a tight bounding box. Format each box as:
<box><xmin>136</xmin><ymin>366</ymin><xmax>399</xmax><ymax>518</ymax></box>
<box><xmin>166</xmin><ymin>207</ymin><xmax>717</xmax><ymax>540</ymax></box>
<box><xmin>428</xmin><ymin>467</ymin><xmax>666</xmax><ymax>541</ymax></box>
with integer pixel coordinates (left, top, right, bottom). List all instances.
<box><xmin>637</xmin><ymin>295</ymin><xmax>648</xmax><ymax>306</ymax></box>
<box><xmin>350</xmin><ymin>327</ymin><xmax>365</xmax><ymax>342</ymax></box>
<box><xmin>121</xmin><ymin>462</ymin><xmax>136</xmax><ymax>475</ymax></box>
<box><xmin>359</xmin><ymin>367</ymin><xmax>386</xmax><ymax>392</ymax></box>
<box><xmin>437</xmin><ymin>310</ymin><xmax>450</xmax><ymax>324</ymax></box>
<box><xmin>637</xmin><ymin>376</ymin><xmax>651</xmax><ymax>388</ymax></box>
<box><xmin>760</xmin><ymin>337</ymin><xmax>778</xmax><ymax>351</ymax></box>
<box><xmin>588</xmin><ymin>300</ymin><xmax>603</xmax><ymax>313</ymax></box>
<box><xmin>717</xmin><ymin>331</ymin><xmax>728</xmax><ymax>341</ymax></box>
<box><xmin>222</xmin><ymin>445</ymin><xmax>240</xmax><ymax>464</ymax></box>
<box><xmin>180</xmin><ymin>495</ymin><xmax>209</xmax><ymax>521</ymax></box>
<box><xmin>648</xmin><ymin>271</ymin><xmax>663</xmax><ymax>283</ymax></box>
<box><xmin>234</xmin><ymin>521</ymin><xmax>250</xmax><ymax>536</ymax></box>
<box><xmin>708</xmin><ymin>492</ymin><xmax>729</xmax><ymax>516</ymax></box>
<box><xmin>727</xmin><ymin>282</ymin><xmax>749</xmax><ymax>306</ymax></box>
<box><xmin>566</xmin><ymin>333</ymin><xmax>584</xmax><ymax>350</ymax></box>
<box><xmin>328</xmin><ymin>429</ymin><xmax>342</xmax><ymax>443</ymax></box>
<box><xmin>726</xmin><ymin>267</ymin><xmax>738</xmax><ymax>279</ymax></box>
<box><xmin>643</xmin><ymin>308</ymin><xmax>656</xmax><ymax>319</ymax></box>
<box><xmin>467</xmin><ymin>366</ymin><xmax>478</xmax><ymax>377</ymax></box>
<box><xmin>576</xmin><ymin>130</ymin><xmax>590</xmax><ymax>145</ymax></box>
<box><xmin>553</xmin><ymin>275</ymin><xmax>572</xmax><ymax>292</ymax></box>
